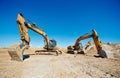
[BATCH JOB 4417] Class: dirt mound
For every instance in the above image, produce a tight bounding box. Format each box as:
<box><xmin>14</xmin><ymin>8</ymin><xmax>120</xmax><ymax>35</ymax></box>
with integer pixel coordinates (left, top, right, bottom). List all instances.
<box><xmin>84</xmin><ymin>42</ymin><xmax>120</xmax><ymax>58</ymax></box>
<box><xmin>100</xmin><ymin>43</ymin><xmax>120</xmax><ymax>58</ymax></box>
<box><xmin>109</xmin><ymin>44</ymin><xmax>120</xmax><ymax>58</ymax></box>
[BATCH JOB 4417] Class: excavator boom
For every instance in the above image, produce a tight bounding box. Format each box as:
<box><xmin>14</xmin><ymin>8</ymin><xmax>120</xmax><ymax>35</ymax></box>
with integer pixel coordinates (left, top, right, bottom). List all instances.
<box><xmin>74</xmin><ymin>34</ymin><xmax>92</xmax><ymax>47</ymax></box>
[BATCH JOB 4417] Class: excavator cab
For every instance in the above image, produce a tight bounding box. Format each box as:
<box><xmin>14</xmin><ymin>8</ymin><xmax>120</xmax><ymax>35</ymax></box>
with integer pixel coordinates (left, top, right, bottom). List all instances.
<box><xmin>44</xmin><ymin>39</ymin><xmax>57</xmax><ymax>50</ymax></box>
<box><xmin>67</xmin><ymin>43</ymin><xmax>84</xmax><ymax>54</ymax></box>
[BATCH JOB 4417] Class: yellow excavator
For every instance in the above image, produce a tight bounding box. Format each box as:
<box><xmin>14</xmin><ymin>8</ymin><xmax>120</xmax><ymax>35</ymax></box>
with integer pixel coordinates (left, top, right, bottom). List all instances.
<box><xmin>67</xmin><ymin>30</ymin><xmax>107</xmax><ymax>58</ymax></box>
<box><xmin>8</xmin><ymin>13</ymin><xmax>62</xmax><ymax>61</ymax></box>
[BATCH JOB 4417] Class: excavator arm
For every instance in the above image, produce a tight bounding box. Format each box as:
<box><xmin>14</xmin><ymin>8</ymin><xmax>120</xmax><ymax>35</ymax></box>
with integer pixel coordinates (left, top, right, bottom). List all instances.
<box><xmin>17</xmin><ymin>13</ymin><xmax>30</xmax><ymax>46</ymax></box>
<box><xmin>92</xmin><ymin>30</ymin><xmax>101</xmax><ymax>53</ymax></box>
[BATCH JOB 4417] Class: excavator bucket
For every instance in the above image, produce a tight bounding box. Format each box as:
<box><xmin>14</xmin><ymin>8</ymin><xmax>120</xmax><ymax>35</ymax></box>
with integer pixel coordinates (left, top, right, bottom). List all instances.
<box><xmin>8</xmin><ymin>43</ymin><xmax>29</xmax><ymax>61</ymax></box>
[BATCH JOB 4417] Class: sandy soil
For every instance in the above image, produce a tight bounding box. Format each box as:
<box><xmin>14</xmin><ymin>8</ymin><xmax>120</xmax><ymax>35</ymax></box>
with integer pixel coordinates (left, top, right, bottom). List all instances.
<box><xmin>0</xmin><ymin>47</ymin><xmax>120</xmax><ymax>78</ymax></box>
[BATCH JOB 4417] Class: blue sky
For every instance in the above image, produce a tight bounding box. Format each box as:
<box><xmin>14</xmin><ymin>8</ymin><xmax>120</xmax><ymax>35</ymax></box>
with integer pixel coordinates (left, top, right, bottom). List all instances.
<box><xmin>0</xmin><ymin>0</ymin><xmax>120</xmax><ymax>48</ymax></box>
